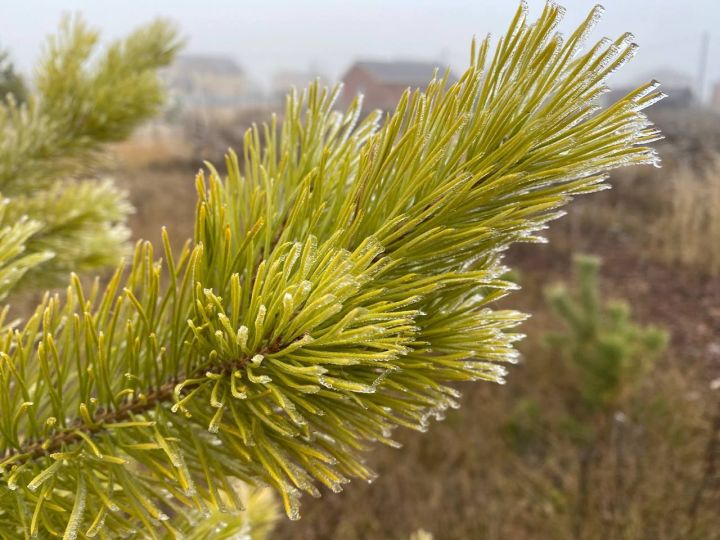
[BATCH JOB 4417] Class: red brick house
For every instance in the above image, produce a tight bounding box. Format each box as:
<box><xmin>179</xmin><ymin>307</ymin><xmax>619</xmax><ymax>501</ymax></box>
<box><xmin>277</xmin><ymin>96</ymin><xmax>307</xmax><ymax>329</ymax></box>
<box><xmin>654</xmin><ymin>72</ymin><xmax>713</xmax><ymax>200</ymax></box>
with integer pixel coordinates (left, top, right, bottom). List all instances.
<box><xmin>339</xmin><ymin>60</ymin><xmax>456</xmax><ymax>112</ymax></box>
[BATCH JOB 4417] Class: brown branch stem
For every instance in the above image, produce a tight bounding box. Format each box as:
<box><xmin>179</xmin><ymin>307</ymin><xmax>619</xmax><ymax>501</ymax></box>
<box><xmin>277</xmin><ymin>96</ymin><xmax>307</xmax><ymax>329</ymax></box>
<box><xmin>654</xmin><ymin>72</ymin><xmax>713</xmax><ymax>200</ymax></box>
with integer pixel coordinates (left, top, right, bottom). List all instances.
<box><xmin>3</xmin><ymin>341</ymin><xmax>285</xmax><ymax>466</ymax></box>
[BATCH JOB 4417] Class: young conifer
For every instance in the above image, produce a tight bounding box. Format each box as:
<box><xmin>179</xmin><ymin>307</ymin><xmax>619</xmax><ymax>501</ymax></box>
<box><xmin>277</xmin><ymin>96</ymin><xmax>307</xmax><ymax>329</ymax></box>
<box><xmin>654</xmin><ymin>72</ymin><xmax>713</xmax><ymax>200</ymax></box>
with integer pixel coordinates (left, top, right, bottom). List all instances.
<box><xmin>0</xmin><ymin>3</ymin><xmax>664</xmax><ymax>538</ymax></box>
<box><xmin>545</xmin><ymin>255</ymin><xmax>667</xmax><ymax>419</ymax></box>
<box><xmin>545</xmin><ymin>255</ymin><xmax>667</xmax><ymax>536</ymax></box>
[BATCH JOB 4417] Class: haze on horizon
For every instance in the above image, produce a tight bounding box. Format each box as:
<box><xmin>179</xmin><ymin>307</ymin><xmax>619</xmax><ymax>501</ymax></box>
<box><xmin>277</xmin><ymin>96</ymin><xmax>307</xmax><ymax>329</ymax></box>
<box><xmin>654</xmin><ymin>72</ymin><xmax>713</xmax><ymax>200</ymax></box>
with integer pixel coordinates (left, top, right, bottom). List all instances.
<box><xmin>1</xmin><ymin>0</ymin><xmax>718</xmax><ymax>98</ymax></box>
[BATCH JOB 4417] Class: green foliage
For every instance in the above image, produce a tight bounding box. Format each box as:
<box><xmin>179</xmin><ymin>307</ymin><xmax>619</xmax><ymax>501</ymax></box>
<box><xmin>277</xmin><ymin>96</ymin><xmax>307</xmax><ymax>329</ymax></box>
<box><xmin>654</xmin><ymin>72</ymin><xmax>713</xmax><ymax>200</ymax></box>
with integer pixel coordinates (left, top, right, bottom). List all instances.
<box><xmin>180</xmin><ymin>484</ymin><xmax>279</xmax><ymax>540</ymax></box>
<box><xmin>0</xmin><ymin>17</ymin><xmax>181</xmax><ymax>297</ymax></box>
<box><xmin>409</xmin><ymin>530</ymin><xmax>434</xmax><ymax>540</ymax></box>
<box><xmin>502</xmin><ymin>397</ymin><xmax>546</xmax><ymax>453</ymax></box>
<box><xmin>0</xmin><ymin>202</ymin><xmax>53</xmax><ymax>304</ymax></box>
<box><xmin>0</xmin><ymin>49</ymin><xmax>27</xmax><ymax>104</ymax></box>
<box><xmin>0</xmin><ymin>3</ymin><xmax>664</xmax><ymax>538</ymax></box>
<box><xmin>545</xmin><ymin>255</ymin><xmax>667</xmax><ymax>418</ymax></box>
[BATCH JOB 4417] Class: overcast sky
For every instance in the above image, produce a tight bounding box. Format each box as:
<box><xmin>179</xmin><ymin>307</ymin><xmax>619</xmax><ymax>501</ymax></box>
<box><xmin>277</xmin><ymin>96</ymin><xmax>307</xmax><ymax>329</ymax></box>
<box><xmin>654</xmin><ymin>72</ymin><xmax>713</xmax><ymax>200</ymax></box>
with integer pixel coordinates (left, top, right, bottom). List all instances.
<box><xmin>1</xmin><ymin>1</ymin><xmax>718</xmax><ymax>98</ymax></box>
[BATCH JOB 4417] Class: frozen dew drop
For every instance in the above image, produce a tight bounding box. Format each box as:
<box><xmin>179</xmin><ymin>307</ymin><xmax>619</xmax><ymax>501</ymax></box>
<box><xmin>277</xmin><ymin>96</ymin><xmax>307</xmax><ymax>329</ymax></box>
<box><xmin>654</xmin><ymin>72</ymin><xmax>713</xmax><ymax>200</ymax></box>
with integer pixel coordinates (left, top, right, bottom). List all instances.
<box><xmin>366</xmin><ymin>471</ymin><xmax>379</xmax><ymax>484</ymax></box>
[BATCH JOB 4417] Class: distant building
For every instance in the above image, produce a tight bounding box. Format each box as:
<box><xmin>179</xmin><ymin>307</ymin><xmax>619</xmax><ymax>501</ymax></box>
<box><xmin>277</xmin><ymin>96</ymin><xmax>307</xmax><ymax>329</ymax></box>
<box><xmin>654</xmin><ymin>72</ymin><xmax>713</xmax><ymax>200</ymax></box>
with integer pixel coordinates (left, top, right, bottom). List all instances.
<box><xmin>339</xmin><ymin>60</ymin><xmax>456</xmax><ymax>111</ymax></box>
<box><xmin>656</xmin><ymin>87</ymin><xmax>695</xmax><ymax>109</ymax></box>
<box><xmin>163</xmin><ymin>54</ymin><xmax>263</xmax><ymax>116</ymax></box>
<box><xmin>600</xmin><ymin>70</ymin><xmax>697</xmax><ymax>110</ymax></box>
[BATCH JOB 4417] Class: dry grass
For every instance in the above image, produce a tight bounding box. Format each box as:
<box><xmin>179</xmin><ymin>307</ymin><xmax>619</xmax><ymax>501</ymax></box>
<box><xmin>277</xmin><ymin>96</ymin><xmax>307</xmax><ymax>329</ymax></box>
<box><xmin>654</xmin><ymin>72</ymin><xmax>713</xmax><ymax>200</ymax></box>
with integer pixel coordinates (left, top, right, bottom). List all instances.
<box><xmin>110</xmin><ymin>128</ymin><xmax>193</xmax><ymax>169</ymax></box>
<box><xmin>108</xmin><ymin>140</ymin><xmax>201</xmax><ymax>251</ymax></box>
<box><xmin>653</xmin><ymin>157</ymin><xmax>720</xmax><ymax>275</ymax></box>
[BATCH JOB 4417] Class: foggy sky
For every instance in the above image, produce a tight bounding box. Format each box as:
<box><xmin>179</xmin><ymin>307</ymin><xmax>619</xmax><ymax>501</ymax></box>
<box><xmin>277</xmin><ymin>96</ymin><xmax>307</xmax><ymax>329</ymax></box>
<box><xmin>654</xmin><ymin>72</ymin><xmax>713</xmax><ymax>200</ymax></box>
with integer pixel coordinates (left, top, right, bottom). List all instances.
<box><xmin>1</xmin><ymin>0</ymin><xmax>718</xmax><ymax>98</ymax></box>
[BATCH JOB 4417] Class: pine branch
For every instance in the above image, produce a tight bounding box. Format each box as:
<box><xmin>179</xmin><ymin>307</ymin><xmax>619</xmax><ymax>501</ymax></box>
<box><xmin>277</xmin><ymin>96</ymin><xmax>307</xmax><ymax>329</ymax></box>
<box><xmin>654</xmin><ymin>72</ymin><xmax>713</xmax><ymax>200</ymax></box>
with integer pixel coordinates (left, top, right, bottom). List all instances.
<box><xmin>0</xmin><ymin>202</ymin><xmax>52</xmax><ymax>302</ymax></box>
<box><xmin>13</xmin><ymin>338</ymin><xmax>291</xmax><ymax>463</ymax></box>
<box><xmin>0</xmin><ymin>3</ymin><xmax>664</xmax><ymax>538</ymax></box>
<box><xmin>0</xmin><ymin>16</ymin><xmax>181</xmax><ymax>296</ymax></box>
<box><xmin>0</xmin><ymin>16</ymin><xmax>181</xmax><ymax>195</ymax></box>
<box><xmin>1</xmin><ymin>180</ymin><xmax>133</xmax><ymax>290</ymax></box>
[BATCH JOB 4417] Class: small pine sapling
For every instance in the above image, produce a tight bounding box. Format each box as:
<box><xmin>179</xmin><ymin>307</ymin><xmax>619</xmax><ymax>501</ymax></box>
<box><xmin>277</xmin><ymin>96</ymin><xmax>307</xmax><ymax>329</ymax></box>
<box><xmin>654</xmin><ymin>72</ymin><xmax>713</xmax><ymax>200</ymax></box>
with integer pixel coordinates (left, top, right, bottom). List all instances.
<box><xmin>545</xmin><ymin>255</ymin><xmax>667</xmax><ymax>425</ymax></box>
<box><xmin>545</xmin><ymin>254</ymin><xmax>667</xmax><ymax>535</ymax></box>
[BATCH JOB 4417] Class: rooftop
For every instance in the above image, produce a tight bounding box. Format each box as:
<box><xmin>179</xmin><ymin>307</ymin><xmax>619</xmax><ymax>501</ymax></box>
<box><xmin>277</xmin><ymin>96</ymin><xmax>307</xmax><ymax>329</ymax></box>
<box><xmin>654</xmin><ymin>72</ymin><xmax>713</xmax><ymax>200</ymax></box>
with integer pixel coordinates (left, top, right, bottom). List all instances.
<box><xmin>350</xmin><ymin>60</ymin><xmax>456</xmax><ymax>86</ymax></box>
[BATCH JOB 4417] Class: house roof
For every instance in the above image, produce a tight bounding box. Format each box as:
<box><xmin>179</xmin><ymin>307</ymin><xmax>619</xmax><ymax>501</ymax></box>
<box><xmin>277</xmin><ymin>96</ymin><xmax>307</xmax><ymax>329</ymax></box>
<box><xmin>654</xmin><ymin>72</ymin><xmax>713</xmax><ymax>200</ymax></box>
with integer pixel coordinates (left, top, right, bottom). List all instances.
<box><xmin>173</xmin><ymin>54</ymin><xmax>244</xmax><ymax>76</ymax></box>
<box><xmin>351</xmin><ymin>60</ymin><xmax>456</xmax><ymax>86</ymax></box>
